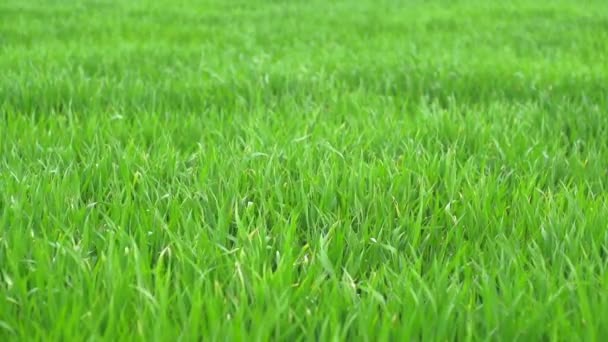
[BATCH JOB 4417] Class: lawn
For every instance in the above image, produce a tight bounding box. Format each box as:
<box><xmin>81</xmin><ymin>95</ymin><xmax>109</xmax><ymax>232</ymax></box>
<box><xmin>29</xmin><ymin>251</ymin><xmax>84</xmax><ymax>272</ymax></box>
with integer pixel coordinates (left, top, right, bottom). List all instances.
<box><xmin>1</xmin><ymin>0</ymin><xmax>608</xmax><ymax>340</ymax></box>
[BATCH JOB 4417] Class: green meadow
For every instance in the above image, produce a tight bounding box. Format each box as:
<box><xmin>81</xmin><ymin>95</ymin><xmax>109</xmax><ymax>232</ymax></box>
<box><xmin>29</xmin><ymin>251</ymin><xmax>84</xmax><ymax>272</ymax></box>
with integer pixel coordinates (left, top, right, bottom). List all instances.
<box><xmin>1</xmin><ymin>0</ymin><xmax>608</xmax><ymax>340</ymax></box>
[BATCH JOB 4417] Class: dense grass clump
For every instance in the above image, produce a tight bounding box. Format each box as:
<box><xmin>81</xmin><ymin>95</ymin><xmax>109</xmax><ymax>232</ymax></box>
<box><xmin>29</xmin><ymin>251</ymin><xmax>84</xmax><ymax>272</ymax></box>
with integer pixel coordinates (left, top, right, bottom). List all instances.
<box><xmin>1</xmin><ymin>0</ymin><xmax>608</xmax><ymax>340</ymax></box>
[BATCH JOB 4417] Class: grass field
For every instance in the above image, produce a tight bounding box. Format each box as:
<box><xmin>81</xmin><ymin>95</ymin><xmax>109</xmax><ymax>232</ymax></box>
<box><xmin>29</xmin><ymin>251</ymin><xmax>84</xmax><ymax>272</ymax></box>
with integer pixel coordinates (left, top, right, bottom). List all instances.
<box><xmin>2</xmin><ymin>0</ymin><xmax>608</xmax><ymax>340</ymax></box>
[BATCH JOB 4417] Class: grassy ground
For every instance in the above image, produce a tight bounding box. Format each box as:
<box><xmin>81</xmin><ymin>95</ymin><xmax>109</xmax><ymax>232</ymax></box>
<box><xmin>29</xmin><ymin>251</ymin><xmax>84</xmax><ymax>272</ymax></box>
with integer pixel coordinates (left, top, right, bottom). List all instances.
<box><xmin>2</xmin><ymin>0</ymin><xmax>608</xmax><ymax>340</ymax></box>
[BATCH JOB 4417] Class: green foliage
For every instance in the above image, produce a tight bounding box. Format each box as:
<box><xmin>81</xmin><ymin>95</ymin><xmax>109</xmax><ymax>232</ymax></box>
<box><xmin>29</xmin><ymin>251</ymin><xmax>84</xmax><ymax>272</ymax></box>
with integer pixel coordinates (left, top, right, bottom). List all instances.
<box><xmin>1</xmin><ymin>0</ymin><xmax>608</xmax><ymax>340</ymax></box>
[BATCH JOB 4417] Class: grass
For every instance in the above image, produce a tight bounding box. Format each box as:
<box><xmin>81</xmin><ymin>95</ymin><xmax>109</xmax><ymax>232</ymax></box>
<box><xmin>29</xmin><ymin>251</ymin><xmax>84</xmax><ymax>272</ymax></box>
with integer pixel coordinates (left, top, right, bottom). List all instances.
<box><xmin>1</xmin><ymin>0</ymin><xmax>608</xmax><ymax>340</ymax></box>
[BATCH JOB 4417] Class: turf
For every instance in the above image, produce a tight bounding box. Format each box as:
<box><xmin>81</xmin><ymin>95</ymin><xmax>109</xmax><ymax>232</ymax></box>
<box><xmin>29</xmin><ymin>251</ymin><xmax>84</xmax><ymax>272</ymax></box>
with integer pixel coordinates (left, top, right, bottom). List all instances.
<box><xmin>1</xmin><ymin>0</ymin><xmax>608</xmax><ymax>340</ymax></box>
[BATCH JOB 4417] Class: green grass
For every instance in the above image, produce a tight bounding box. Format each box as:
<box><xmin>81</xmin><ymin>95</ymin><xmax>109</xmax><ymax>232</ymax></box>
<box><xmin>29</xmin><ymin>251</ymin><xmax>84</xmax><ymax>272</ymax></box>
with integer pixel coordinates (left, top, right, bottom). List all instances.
<box><xmin>2</xmin><ymin>0</ymin><xmax>608</xmax><ymax>340</ymax></box>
